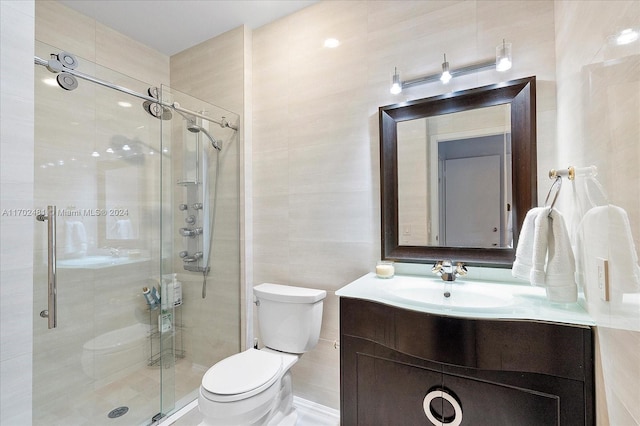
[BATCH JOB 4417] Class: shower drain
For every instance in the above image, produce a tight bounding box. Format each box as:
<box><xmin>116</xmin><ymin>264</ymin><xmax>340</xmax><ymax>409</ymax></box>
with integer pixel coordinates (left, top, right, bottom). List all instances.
<box><xmin>107</xmin><ymin>406</ymin><xmax>129</xmax><ymax>419</ymax></box>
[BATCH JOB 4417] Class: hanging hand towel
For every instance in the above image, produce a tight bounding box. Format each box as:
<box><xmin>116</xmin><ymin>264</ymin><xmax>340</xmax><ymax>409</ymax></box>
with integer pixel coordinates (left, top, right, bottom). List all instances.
<box><xmin>530</xmin><ymin>207</ymin><xmax>577</xmax><ymax>303</ymax></box>
<box><xmin>512</xmin><ymin>207</ymin><xmax>546</xmax><ymax>281</ymax></box>
<box><xmin>64</xmin><ymin>220</ymin><xmax>88</xmax><ymax>257</ymax></box>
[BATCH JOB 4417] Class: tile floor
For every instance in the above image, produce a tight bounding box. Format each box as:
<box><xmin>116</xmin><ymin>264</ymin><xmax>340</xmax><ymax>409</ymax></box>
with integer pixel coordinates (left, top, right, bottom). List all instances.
<box><xmin>166</xmin><ymin>396</ymin><xmax>340</xmax><ymax>426</ymax></box>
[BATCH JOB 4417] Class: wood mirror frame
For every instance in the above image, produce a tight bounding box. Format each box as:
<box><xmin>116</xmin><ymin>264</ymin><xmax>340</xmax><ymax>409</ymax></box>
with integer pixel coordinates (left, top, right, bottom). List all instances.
<box><xmin>380</xmin><ymin>76</ymin><xmax>537</xmax><ymax>267</ymax></box>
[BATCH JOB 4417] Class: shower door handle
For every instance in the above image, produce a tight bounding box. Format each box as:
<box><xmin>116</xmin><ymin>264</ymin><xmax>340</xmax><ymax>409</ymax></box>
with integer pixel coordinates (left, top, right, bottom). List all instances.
<box><xmin>36</xmin><ymin>205</ymin><xmax>57</xmax><ymax>329</ymax></box>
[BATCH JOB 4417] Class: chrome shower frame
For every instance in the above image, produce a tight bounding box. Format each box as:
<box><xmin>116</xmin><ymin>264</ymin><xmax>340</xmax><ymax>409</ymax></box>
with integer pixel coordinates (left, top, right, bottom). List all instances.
<box><xmin>34</xmin><ymin>53</ymin><xmax>238</xmax><ymax>131</ymax></box>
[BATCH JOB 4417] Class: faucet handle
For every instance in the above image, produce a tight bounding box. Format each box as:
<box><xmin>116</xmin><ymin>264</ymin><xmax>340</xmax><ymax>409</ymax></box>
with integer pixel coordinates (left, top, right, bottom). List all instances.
<box><xmin>431</xmin><ymin>261</ymin><xmax>444</xmax><ymax>276</ymax></box>
<box><xmin>455</xmin><ymin>262</ymin><xmax>467</xmax><ymax>277</ymax></box>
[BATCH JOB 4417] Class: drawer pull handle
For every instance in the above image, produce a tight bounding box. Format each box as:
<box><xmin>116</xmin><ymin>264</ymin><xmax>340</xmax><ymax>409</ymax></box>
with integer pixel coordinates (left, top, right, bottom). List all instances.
<box><xmin>423</xmin><ymin>388</ymin><xmax>462</xmax><ymax>426</ymax></box>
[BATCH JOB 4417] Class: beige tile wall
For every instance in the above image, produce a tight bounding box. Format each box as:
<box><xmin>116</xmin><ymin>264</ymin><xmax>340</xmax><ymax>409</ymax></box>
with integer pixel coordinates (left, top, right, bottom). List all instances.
<box><xmin>252</xmin><ymin>0</ymin><xmax>558</xmax><ymax>409</ymax></box>
<box><xmin>555</xmin><ymin>1</ymin><xmax>640</xmax><ymax>424</ymax></box>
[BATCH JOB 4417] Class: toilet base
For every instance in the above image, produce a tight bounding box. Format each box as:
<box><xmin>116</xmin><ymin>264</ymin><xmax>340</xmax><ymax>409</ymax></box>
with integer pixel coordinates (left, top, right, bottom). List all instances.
<box><xmin>199</xmin><ymin>367</ymin><xmax>297</xmax><ymax>426</ymax></box>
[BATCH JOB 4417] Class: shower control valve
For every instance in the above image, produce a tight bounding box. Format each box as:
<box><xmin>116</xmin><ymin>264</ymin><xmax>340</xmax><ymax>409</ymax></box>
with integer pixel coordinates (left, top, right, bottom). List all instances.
<box><xmin>178</xmin><ymin>203</ymin><xmax>188</xmax><ymax>211</ymax></box>
<box><xmin>192</xmin><ymin>203</ymin><xmax>203</xmax><ymax>210</ymax></box>
<box><xmin>185</xmin><ymin>215</ymin><xmax>196</xmax><ymax>225</ymax></box>
<box><xmin>179</xmin><ymin>251</ymin><xmax>189</xmax><ymax>258</ymax></box>
<box><xmin>179</xmin><ymin>227</ymin><xmax>202</xmax><ymax>237</ymax></box>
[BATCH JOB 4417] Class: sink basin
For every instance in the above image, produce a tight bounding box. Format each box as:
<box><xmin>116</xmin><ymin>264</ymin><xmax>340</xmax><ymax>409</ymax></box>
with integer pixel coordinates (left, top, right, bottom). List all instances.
<box><xmin>384</xmin><ymin>281</ymin><xmax>514</xmax><ymax>311</ymax></box>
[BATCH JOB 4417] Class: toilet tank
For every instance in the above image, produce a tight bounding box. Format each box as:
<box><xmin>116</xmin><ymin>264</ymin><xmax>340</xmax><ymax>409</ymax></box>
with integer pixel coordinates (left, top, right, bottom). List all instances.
<box><xmin>253</xmin><ymin>283</ymin><xmax>326</xmax><ymax>354</ymax></box>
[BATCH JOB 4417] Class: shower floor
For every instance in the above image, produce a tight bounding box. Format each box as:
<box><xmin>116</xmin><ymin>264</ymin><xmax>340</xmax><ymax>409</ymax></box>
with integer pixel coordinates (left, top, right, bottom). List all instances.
<box><xmin>33</xmin><ymin>358</ymin><xmax>204</xmax><ymax>426</ymax></box>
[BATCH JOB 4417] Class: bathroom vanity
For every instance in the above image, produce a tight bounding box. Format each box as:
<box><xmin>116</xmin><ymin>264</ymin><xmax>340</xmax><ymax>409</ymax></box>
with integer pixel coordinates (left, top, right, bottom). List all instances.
<box><xmin>337</xmin><ymin>273</ymin><xmax>595</xmax><ymax>426</ymax></box>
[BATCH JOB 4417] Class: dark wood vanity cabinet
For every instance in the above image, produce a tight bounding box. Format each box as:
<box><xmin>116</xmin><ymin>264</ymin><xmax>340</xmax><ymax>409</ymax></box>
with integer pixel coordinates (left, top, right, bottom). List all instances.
<box><xmin>340</xmin><ymin>298</ymin><xmax>594</xmax><ymax>426</ymax></box>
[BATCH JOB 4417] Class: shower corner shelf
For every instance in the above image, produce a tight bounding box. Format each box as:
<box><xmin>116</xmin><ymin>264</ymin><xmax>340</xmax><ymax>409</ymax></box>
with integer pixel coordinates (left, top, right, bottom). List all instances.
<box><xmin>147</xmin><ymin>304</ymin><xmax>185</xmax><ymax>367</ymax></box>
<box><xmin>176</xmin><ymin>180</ymin><xmax>199</xmax><ymax>186</ymax></box>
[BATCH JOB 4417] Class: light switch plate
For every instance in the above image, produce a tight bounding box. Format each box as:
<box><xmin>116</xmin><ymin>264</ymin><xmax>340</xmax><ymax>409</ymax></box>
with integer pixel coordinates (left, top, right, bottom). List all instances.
<box><xmin>597</xmin><ymin>257</ymin><xmax>609</xmax><ymax>301</ymax></box>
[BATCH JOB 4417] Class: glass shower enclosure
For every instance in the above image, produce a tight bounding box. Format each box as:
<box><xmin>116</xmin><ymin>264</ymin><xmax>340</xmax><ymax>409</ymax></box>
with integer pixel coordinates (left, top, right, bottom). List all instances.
<box><xmin>32</xmin><ymin>41</ymin><xmax>240</xmax><ymax>425</ymax></box>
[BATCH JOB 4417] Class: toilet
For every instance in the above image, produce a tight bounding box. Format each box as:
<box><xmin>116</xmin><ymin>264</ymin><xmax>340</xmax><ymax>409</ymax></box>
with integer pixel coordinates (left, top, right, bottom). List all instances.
<box><xmin>198</xmin><ymin>283</ymin><xmax>326</xmax><ymax>426</ymax></box>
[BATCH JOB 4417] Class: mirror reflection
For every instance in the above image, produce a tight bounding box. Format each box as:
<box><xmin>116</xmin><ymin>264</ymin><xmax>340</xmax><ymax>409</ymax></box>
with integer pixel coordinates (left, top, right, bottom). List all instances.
<box><xmin>397</xmin><ymin>104</ymin><xmax>512</xmax><ymax>248</ymax></box>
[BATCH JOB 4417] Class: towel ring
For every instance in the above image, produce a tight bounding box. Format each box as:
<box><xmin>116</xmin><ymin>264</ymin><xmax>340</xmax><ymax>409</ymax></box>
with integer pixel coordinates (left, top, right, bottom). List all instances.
<box><xmin>544</xmin><ymin>176</ymin><xmax>562</xmax><ymax>214</ymax></box>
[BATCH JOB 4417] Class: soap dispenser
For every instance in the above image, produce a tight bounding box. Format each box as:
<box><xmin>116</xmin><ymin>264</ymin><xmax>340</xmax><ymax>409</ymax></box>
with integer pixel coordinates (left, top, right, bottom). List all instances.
<box><xmin>173</xmin><ymin>273</ymin><xmax>182</xmax><ymax>307</ymax></box>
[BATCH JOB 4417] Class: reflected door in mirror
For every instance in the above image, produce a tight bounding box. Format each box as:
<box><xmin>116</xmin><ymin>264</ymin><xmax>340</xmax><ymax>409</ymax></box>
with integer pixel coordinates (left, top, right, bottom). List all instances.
<box><xmin>397</xmin><ymin>104</ymin><xmax>512</xmax><ymax>248</ymax></box>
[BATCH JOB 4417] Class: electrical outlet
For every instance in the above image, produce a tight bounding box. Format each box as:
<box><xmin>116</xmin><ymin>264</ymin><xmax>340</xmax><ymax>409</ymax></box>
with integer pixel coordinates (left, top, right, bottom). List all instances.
<box><xmin>597</xmin><ymin>257</ymin><xmax>609</xmax><ymax>301</ymax></box>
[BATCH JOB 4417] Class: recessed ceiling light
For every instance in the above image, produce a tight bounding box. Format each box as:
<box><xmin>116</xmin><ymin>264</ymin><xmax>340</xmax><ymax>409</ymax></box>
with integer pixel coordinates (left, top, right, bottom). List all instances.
<box><xmin>122</xmin><ymin>144</ymin><xmax>131</xmax><ymax>151</ymax></box>
<box><xmin>106</xmin><ymin>148</ymin><xmax>114</xmax><ymax>153</ymax></box>
<box><xmin>91</xmin><ymin>151</ymin><xmax>100</xmax><ymax>157</ymax></box>
<box><xmin>323</xmin><ymin>38</ymin><xmax>340</xmax><ymax>48</ymax></box>
<box><xmin>118</xmin><ymin>101</ymin><xmax>132</xmax><ymax>108</ymax></box>
<box><xmin>42</xmin><ymin>78</ymin><xmax>58</xmax><ymax>87</ymax></box>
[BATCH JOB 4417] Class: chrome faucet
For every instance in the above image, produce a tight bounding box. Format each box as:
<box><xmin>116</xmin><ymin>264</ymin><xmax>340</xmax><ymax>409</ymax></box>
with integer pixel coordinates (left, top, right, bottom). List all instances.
<box><xmin>432</xmin><ymin>260</ymin><xmax>467</xmax><ymax>281</ymax></box>
<box><xmin>102</xmin><ymin>246</ymin><xmax>122</xmax><ymax>258</ymax></box>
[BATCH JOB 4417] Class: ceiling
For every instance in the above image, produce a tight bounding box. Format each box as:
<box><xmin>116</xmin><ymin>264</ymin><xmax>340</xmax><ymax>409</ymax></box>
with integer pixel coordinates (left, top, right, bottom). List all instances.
<box><xmin>59</xmin><ymin>0</ymin><xmax>318</xmax><ymax>56</ymax></box>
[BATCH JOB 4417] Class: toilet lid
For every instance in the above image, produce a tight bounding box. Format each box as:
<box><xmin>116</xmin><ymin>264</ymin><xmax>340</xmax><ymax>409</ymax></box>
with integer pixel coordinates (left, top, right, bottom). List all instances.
<box><xmin>202</xmin><ymin>349</ymin><xmax>282</xmax><ymax>397</ymax></box>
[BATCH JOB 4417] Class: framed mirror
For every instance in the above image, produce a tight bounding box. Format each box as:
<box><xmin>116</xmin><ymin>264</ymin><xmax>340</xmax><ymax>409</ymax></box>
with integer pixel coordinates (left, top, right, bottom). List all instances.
<box><xmin>380</xmin><ymin>76</ymin><xmax>537</xmax><ymax>266</ymax></box>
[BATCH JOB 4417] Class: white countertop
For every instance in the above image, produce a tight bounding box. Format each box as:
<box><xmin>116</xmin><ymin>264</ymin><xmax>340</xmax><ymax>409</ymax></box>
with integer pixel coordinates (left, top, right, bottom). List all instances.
<box><xmin>336</xmin><ymin>273</ymin><xmax>595</xmax><ymax>327</ymax></box>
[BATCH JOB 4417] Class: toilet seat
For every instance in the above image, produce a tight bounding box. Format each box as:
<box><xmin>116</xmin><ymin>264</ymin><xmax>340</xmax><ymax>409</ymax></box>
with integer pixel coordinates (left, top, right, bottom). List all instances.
<box><xmin>201</xmin><ymin>349</ymin><xmax>283</xmax><ymax>403</ymax></box>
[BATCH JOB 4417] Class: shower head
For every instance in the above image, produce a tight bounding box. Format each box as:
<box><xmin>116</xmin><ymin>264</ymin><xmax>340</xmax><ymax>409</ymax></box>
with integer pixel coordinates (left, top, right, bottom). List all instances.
<box><xmin>188</xmin><ymin>123</ymin><xmax>222</xmax><ymax>151</ymax></box>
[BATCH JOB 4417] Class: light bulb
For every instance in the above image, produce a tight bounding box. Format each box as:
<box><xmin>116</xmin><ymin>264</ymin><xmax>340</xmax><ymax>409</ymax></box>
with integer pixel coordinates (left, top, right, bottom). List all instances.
<box><xmin>390</xmin><ymin>67</ymin><xmax>402</xmax><ymax>94</ymax></box>
<box><xmin>497</xmin><ymin>56</ymin><xmax>512</xmax><ymax>72</ymax></box>
<box><xmin>496</xmin><ymin>40</ymin><xmax>512</xmax><ymax>72</ymax></box>
<box><xmin>440</xmin><ymin>55</ymin><xmax>451</xmax><ymax>84</ymax></box>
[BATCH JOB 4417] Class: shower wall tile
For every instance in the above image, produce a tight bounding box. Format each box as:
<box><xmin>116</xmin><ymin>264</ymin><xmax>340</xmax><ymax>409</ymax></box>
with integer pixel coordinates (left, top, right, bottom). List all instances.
<box><xmin>0</xmin><ymin>1</ymin><xmax>34</xmax><ymax>424</ymax></box>
<box><xmin>35</xmin><ymin>0</ymin><xmax>96</xmax><ymax>61</ymax></box>
<box><xmin>252</xmin><ymin>0</ymin><xmax>559</xmax><ymax>409</ymax></box>
<box><xmin>95</xmin><ymin>23</ymin><xmax>170</xmax><ymax>86</ymax></box>
<box><xmin>170</xmin><ymin>25</ymin><xmax>245</xmax><ymax>114</ymax></box>
<box><xmin>36</xmin><ymin>1</ymin><xmax>169</xmax><ymax>86</ymax></box>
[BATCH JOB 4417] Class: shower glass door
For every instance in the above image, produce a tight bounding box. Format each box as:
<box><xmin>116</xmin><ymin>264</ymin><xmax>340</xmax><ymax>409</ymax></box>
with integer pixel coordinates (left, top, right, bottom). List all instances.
<box><xmin>33</xmin><ymin>41</ymin><xmax>175</xmax><ymax>425</ymax></box>
<box><xmin>158</xmin><ymin>86</ymin><xmax>241</xmax><ymax>409</ymax></box>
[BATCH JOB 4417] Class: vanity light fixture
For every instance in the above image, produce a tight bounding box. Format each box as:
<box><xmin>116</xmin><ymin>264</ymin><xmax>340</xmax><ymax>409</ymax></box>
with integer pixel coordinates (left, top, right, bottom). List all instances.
<box><xmin>440</xmin><ymin>54</ymin><xmax>452</xmax><ymax>84</ymax></box>
<box><xmin>390</xmin><ymin>67</ymin><xmax>402</xmax><ymax>94</ymax></box>
<box><xmin>389</xmin><ymin>40</ymin><xmax>513</xmax><ymax>93</ymax></box>
<box><xmin>496</xmin><ymin>39</ymin><xmax>512</xmax><ymax>72</ymax></box>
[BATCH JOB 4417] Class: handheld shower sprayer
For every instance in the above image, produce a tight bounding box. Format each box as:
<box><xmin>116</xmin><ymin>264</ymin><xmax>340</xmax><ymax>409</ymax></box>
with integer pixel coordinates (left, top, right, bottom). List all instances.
<box><xmin>187</xmin><ymin>123</ymin><xmax>222</xmax><ymax>151</ymax></box>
